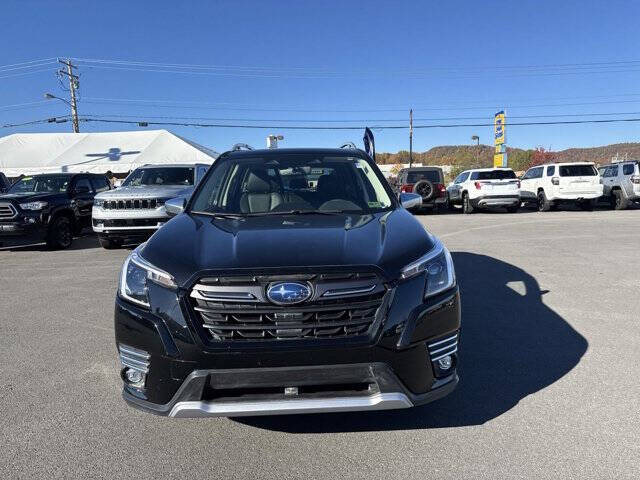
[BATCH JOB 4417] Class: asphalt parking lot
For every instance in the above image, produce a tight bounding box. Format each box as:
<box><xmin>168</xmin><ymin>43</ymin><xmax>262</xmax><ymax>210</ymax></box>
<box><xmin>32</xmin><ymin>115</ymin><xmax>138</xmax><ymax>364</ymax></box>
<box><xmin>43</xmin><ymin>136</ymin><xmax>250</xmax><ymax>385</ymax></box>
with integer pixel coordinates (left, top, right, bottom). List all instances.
<box><xmin>1</xmin><ymin>209</ymin><xmax>639</xmax><ymax>479</ymax></box>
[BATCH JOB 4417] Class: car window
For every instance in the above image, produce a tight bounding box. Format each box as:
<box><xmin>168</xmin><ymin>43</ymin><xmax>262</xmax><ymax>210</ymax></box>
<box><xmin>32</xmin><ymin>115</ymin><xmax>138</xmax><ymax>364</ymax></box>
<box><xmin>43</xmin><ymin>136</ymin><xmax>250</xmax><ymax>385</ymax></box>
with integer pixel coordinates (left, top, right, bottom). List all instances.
<box><xmin>470</xmin><ymin>170</ymin><xmax>516</xmax><ymax>180</ymax></box>
<box><xmin>190</xmin><ymin>154</ymin><xmax>393</xmax><ymax>215</ymax></box>
<box><xmin>559</xmin><ymin>164</ymin><xmax>597</xmax><ymax>177</ymax></box>
<box><xmin>197</xmin><ymin>166</ymin><xmax>209</xmax><ymax>182</ymax></box>
<box><xmin>454</xmin><ymin>172</ymin><xmax>469</xmax><ymax>184</ymax></box>
<box><xmin>8</xmin><ymin>175</ymin><xmax>71</xmax><ymax>193</ymax></box>
<box><xmin>623</xmin><ymin>164</ymin><xmax>634</xmax><ymax>175</ymax></box>
<box><xmin>406</xmin><ymin>170</ymin><xmax>441</xmax><ymax>183</ymax></box>
<box><xmin>74</xmin><ymin>178</ymin><xmax>93</xmax><ymax>193</ymax></box>
<box><xmin>123</xmin><ymin>167</ymin><xmax>195</xmax><ymax>186</ymax></box>
<box><xmin>91</xmin><ymin>176</ymin><xmax>110</xmax><ymax>192</ymax></box>
<box><xmin>546</xmin><ymin>166</ymin><xmax>555</xmax><ymax>176</ymax></box>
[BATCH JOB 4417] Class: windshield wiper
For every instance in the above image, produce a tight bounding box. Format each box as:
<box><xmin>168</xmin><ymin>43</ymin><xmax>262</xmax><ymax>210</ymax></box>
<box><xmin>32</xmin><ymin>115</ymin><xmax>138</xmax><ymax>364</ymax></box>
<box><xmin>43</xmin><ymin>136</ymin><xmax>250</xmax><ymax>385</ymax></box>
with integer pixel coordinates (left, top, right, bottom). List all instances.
<box><xmin>193</xmin><ymin>211</ymin><xmax>246</xmax><ymax>219</ymax></box>
<box><xmin>245</xmin><ymin>209</ymin><xmax>347</xmax><ymax>216</ymax></box>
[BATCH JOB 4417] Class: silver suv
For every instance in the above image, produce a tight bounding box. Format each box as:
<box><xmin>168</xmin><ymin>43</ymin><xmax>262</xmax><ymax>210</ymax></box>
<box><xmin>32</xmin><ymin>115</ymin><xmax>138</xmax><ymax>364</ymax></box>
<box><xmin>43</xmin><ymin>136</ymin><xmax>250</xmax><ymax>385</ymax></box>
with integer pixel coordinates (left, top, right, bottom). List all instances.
<box><xmin>92</xmin><ymin>164</ymin><xmax>210</xmax><ymax>248</ymax></box>
<box><xmin>600</xmin><ymin>161</ymin><xmax>640</xmax><ymax>210</ymax></box>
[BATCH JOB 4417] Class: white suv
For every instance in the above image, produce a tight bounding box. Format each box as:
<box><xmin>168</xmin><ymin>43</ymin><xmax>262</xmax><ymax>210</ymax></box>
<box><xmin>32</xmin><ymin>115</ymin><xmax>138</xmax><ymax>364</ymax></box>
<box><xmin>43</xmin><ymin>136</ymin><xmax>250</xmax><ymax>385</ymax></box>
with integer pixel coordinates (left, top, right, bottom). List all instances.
<box><xmin>520</xmin><ymin>162</ymin><xmax>603</xmax><ymax>211</ymax></box>
<box><xmin>600</xmin><ymin>161</ymin><xmax>640</xmax><ymax>210</ymax></box>
<box><xmin>447</xmin><ymin>168</ymin><xmax>520</xmax><ymax>214</ymax></box>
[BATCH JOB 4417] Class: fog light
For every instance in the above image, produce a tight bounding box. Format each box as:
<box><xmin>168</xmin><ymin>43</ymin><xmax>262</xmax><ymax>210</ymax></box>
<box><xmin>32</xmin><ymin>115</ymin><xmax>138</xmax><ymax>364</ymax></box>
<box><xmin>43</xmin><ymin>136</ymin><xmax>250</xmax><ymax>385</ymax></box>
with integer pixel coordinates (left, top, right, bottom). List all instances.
<box><xmin>437</xmin><ymin>355</ymin><xmax>453</xmax><ymax>371</ymax></box>
<box><xmin>121</xmin><ymin>367</ymin><xmax>146</xmax><ymax>387</ymax></box>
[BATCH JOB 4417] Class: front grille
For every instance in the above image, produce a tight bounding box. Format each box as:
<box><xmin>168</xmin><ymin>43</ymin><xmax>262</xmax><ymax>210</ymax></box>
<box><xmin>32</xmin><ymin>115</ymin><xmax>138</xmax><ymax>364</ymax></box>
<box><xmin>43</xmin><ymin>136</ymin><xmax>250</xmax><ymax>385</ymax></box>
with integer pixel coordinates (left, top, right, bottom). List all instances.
<box><xmin>0</xmin><ymin>203</ymin><xmax>17</xmax><ymax>219</ymax></box>
<box><xmin>102</xmin><ymin>198</ymin><xmax>161</xmax><ymax>210</ymax></box>
<box><xmin>189</xmin><ymin>272</ymin><xmax>388</xmax><ymax>343</ymax></box>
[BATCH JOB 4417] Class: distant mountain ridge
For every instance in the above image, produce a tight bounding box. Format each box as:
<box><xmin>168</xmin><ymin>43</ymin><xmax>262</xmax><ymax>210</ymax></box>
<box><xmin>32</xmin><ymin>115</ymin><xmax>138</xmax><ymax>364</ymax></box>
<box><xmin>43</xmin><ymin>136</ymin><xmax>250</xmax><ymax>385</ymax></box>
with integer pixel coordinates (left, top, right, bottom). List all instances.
<box><xmin>376</xmin><ymin>142</ymin><xmax>640</xmax><ymax>167</ymax></box>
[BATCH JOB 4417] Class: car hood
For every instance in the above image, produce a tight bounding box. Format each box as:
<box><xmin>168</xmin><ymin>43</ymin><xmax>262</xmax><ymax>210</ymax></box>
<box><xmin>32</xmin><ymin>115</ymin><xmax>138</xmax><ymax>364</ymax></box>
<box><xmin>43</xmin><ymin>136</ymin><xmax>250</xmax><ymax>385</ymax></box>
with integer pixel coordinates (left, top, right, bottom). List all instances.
<box><xmin>96</xmin><ymin>185</ymin><xmax>193</xmax><ymax>200</ymax></box>
<box><xmin>141</xmin><ymin>209</ymin><xmax>436</xmax><ymax>287</ymax></box>
<box><xmin>0</xmin><ymin>191</ymin><xmax>66</xmax><ymax>203</ymax></box>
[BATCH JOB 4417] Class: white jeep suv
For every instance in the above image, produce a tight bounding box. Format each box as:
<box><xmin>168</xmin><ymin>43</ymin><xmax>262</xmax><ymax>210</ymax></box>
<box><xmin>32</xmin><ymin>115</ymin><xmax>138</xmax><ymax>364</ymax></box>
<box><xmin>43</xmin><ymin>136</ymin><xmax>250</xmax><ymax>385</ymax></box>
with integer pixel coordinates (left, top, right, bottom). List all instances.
<box><xmin>447</xmin><ymin>168</ymin><xmax>520</xmax><ymax>214</ymax></box>
<box><xmin>520</xmin><ymin>162</ymin><xmax>603</xmax><ymax>212</ymax></box>
<box><xmin>600</xmin><ymin>161</ymin><xmax>640</xmax><ymax>210</ymax></box>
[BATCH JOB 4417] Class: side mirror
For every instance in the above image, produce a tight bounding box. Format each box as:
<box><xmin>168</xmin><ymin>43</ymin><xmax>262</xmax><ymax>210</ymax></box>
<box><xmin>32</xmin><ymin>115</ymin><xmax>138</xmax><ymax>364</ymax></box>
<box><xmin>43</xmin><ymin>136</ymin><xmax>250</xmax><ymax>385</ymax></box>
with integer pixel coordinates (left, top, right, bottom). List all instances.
<box><xmin>400</xmin><ymin>192</ymin><xmax>422</xmax><ymax>209</ymax></box>
<box><xmin>165</xmin><ymin>197</ymin><xmax>186</xmax><ymax>217</ymax></box>
<box><xmin>74</xmin><ymin>185</ymin><xmax>90</xmax><ymax>195</ymax></box>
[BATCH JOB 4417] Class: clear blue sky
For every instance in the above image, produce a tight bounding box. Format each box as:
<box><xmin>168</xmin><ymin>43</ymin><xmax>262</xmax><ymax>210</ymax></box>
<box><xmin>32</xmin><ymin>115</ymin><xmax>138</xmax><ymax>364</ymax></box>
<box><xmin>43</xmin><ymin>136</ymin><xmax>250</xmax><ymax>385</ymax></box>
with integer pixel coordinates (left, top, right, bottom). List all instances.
<box><xmin>1</xmin><ymin>0</ymin><xmax>640</xmax><ymax>153</ymax></box>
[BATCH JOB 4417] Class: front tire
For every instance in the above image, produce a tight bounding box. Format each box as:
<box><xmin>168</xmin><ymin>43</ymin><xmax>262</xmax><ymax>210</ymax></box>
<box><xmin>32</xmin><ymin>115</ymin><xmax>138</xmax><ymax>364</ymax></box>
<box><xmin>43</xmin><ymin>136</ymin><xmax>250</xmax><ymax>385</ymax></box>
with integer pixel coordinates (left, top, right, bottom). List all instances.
<box><xmin>462</xmin><ymin>193</ymin><xmax>475</xmax><ymax>214</ymax></box>
<box><xmin>46</xmin><ymin>216</ymin><xmax>73</xmax><ymax>250</ymax></box>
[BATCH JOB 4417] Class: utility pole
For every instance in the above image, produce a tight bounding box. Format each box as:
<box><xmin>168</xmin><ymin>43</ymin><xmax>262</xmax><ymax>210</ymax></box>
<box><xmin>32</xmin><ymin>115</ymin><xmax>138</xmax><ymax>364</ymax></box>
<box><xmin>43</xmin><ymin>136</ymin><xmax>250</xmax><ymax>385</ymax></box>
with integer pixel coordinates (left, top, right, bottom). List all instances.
<box><xmin>409</xmin><ymin>109</ymin><xmax>413</xmax><ymax>168</ymax></box>
<box><xmin>58</xmin><ymin>58</ymin><xmax>79</xmax><ymax>133</ymax></box>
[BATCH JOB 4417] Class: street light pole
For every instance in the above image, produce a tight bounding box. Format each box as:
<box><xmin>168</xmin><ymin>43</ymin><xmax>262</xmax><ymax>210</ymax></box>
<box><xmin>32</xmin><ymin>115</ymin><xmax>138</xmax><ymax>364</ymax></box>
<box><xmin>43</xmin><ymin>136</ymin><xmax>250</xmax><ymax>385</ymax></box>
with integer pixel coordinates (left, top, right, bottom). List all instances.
<box><xmin>409</xmin><ymin>109</ymin><xmax>413</xmax><ymax>168</ymax></box>
<box><xmin>471</xmin><ymin>135</ymin><xmax>480</xmax><ymax>164</ymax></box>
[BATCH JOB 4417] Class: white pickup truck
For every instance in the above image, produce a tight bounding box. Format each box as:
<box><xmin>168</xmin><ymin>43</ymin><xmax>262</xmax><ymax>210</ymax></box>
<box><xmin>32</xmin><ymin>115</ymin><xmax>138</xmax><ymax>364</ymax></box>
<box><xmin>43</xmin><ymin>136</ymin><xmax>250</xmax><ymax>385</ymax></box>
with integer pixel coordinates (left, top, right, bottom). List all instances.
<box><xmin>520</xmin><ymin>162</ymin><xmax>603</xmax><ymax>211</ymax></box>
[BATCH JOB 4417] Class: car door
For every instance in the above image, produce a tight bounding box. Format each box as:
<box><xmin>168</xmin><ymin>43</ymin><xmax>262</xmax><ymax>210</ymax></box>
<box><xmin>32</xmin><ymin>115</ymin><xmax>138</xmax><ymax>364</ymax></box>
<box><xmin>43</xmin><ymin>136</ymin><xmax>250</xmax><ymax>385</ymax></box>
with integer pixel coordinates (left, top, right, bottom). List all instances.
<box><xmin>604</xmin><ymin>165</ymin><xmax>617</xmax><ymax>196</ymax></box>
<box><xmin>621</xmin><ymin>163</ymin><xmax>635</xmax><ymax>197</ymax></box>
<box><xmin>520</xmin><ymin>168</ymin><xmax>536</xmax><ymax>199</ymax></box>
<box><xmin>71</xmin><ymin>176</ymin><xmax>95</xmax><ymax>228</ymax></box>
<box><xmin>448</xmin><ymin>171</ymin><xmax>469</xmax><ymax>203</ymax></box>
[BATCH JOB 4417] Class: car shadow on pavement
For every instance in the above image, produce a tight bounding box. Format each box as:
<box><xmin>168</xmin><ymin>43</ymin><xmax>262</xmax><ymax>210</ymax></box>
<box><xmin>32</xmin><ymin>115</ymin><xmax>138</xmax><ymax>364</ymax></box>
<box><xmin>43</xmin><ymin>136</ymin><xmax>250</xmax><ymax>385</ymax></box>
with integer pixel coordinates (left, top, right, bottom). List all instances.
<box><xmin>0</xmin><ymin>233</ymin><xmax>101</xmax><ymax>251</ymax></box>
<box><xmin>235</xmin><ymin>252</ymin><xmax>588</xmax><ymax>432</ymax></box>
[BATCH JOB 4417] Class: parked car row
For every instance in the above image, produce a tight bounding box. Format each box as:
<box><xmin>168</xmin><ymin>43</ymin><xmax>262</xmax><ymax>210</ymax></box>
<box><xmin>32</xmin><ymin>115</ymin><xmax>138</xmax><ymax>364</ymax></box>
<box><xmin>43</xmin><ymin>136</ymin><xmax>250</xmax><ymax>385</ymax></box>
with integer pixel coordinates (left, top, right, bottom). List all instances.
<box><xmin>397</xmin><ymin>160</ymin><xmax>639</xmax><ymax>215</ymax></box>
<box><xmin>0</xmin><ymin>163</ymin><xmax>208</xmax><ymax>250</ymax></box>
<box><xmin>1</xmin><ymin>158</ymin><xmax>638</xmax><ymax>249</ymax></box>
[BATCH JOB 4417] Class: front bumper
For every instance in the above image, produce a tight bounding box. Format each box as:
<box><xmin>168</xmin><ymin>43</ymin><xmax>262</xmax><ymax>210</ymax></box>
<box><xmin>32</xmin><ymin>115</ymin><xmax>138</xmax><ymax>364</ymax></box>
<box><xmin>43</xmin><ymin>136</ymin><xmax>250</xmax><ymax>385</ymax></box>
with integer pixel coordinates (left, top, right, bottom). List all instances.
<box><xmin>115</xmin><ymin>279</ymin><xmax>461</xmax><ymax>417</ymax></box>
<box><xmin>0</xmin><ymin>218</ymin><xmax>47</xmax><ymax>244</ymax></box>
<box><xmin>123</xmin><ymin>363</ymin><xmax>458</xmax><ymax>418</ymax></box>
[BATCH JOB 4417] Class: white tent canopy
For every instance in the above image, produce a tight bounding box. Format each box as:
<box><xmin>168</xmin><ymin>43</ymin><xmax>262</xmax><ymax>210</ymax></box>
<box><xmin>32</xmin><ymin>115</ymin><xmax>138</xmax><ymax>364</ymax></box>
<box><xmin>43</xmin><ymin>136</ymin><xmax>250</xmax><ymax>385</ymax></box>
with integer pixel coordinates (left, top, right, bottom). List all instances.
<box><xmin>0</xmin><ymin>130</ymin><xmax>218</xmax><ymax>177</ymax></box>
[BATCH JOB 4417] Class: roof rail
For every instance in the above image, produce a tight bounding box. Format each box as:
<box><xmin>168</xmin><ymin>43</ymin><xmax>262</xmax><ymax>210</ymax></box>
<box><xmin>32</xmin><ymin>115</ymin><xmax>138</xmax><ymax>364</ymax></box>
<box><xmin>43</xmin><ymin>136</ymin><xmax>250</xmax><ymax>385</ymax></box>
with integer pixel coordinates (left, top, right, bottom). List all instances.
<box><xmin>231</xmin><ymin>143</ymin><xmax>254</xmax><ymax>151</ymax></box>
<box><xmin>340</xmin><ymin>142</ymin><xmax>358</xmax><ymax>149</ymax></box>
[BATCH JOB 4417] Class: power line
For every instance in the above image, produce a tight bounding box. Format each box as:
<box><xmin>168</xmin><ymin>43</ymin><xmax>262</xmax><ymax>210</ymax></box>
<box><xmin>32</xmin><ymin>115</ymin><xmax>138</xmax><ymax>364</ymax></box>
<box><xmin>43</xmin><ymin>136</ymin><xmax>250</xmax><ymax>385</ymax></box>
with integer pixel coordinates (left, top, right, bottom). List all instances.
<box><xmin>1</xmin><ymin>116</ymin><xmax>70</xmax><ymax>129</ymax></box>
<box><xmin>76</xmin><ymin>116</ymin><xmax>640</xmax><ymax>130</ymax></box>
<box><xmin>74</xmin><ymin>56</ymin><xmax>640</xmax><ymax>73</ymax></box>
<box><xmin>78</xmin><ymin>110</ymin><xmax>640</xmax><ymax>123</ymax></box>
<box><xmin>0</xmin><ymin>58</ymin><xmax>58</xmax><ymax>70</ymax></box>
<box><xmin>79</xmin><ymin>96</ymin><xmax>640</xmax><ymax>113</ymax></box>
<box><xmin>0</xmin><ymin>68</ymin><xmax>56</xmax><ymax>80</ymax></box>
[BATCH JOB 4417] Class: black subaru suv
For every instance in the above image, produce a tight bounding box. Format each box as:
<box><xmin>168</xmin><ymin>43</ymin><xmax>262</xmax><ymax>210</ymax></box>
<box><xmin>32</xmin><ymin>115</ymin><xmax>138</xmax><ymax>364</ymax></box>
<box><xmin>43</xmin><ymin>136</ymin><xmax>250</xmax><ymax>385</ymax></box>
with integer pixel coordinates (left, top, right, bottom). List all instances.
<box><xmin>0</xmin><ymin>173</ymin><xmax>110</xmax><ymax>249</ymax></box>
<box><xmin>115</xmin><ymin>147</ymin><xmax>460</xmax><ymax>417</ymax></box>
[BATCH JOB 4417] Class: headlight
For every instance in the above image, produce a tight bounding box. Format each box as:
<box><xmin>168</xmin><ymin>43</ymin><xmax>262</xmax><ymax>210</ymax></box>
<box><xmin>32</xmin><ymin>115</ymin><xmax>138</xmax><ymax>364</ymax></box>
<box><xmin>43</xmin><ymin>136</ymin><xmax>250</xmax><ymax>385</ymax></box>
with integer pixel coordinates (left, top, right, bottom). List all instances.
<box><xmin>119</xmin><ymin>246</ymin><xmax>177</xmax><ymax>308</ymax></box>
<box><xmin>94</xmin><ymin>199</ymin><xmax>105</xmax><ymax>207</ymax></box>
<box><xmin>400</xmin><ymin>239</ymin><xmax>456</xmax><ymax>298</ymax></box>
<box><xmin>20</xmin><ymin>201</ymin><xmax>48</xmax><ymax>211</ymax></box>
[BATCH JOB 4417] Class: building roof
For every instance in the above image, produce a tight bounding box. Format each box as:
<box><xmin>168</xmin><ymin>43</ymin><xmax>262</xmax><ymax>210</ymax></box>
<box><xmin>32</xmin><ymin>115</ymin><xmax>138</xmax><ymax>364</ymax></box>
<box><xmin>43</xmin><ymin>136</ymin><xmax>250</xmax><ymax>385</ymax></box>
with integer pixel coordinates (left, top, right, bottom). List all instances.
<box><xmin>0</xmin><ymin>129</ymin><xmax>218</xmax><ymax>177</ymax></box>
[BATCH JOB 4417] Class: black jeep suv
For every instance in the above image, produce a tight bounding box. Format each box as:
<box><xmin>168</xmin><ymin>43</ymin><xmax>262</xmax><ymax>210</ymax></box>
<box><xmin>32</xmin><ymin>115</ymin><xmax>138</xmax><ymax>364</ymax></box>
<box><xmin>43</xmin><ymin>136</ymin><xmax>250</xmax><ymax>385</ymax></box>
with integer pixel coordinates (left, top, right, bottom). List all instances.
<box><xmin>0</xmin><ymin>173</ymin><xmax>110</xmax><ymax>249</ymax></box>
<box><xmin>396</xmin><ymin>166</ymin><xmax>448</xmax><ymax>212</ymax></box>
<box><xmin>115</xmin><ymin>147</ymin><xmax>460</xmax><ymax>417</ymax></box>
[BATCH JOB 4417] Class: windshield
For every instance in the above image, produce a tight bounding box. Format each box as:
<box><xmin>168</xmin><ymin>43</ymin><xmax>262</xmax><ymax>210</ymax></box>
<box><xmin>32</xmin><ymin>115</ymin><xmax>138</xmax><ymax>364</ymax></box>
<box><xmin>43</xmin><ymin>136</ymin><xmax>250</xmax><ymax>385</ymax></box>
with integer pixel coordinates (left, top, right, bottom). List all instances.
<box><xmin>190</xmin><ymin>154</ymin><xmax>393</xmax><ymax>215</ymax></box>
<box><xmin>407</xmin><ymin>170</ymin><xmax>441</xmax><ymax>183</ymax></box>
<box><xmin>471</xmin><ymin>170</ymin><xmax>517</xmax><ymax>180</ymax></box>
<box><xmin>122</xmin><ymin>167</ymin><xmax>194</xmax><ymax>187</ymax></box>
<box><xmin>8</xmin><ymin>175</ymin><xmax>71</xmax><ymax>194</ymax></box>
<box><xmin>559</xmin><ymin>164</ymin><xmax>597</xmax><ymax>177</ymax></box>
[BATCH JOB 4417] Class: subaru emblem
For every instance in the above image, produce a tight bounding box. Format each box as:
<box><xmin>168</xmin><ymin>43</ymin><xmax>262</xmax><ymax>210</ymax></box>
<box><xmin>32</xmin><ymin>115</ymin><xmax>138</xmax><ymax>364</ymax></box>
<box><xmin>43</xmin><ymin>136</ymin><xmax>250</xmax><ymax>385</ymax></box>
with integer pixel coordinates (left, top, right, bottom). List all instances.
<box><xmin>266</xmin><ymin>282</ymin><xmax>312</xmax><ymax>305</ymax></box>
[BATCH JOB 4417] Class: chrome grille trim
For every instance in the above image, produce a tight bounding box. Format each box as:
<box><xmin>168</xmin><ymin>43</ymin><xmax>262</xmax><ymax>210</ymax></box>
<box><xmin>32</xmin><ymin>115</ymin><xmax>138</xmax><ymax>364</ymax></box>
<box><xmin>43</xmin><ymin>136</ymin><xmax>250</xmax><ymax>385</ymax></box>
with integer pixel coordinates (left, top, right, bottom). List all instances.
<box><xmin>102</xmin><ymin>198</ymin><xmax>161</xmax><ymax>210</ymax></box>
<box><xmin>118</xmin><ymin>344</ymin><xmax>150</xmax><ymax>373</ymax></box>
<box><xmin>427</xmin><ymin>333</ymin><xmax>459</xmax><ymax>362</ymax></box>
<box><xmin>189</xmin><ymin>273</ymin><xmax>388</xmax><ymax>342</ymax></box>
<box><xmin>0</xmin><ymin>203</ymin><xmax>17</xmax><ymax>219</ymax></box>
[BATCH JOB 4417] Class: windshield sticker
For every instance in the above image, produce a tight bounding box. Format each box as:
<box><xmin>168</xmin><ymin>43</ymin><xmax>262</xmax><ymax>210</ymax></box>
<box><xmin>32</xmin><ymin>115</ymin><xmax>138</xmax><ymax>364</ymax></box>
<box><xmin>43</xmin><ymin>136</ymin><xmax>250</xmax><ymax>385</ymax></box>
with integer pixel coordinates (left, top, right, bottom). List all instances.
<box><xmin>22</xmin><ymin>177</ymin><xmax>32</xmax><ymax>181</ymax></box>
<box><xmin>368</xmin><ymin>201</ymin><xmax>383</xmax><ymax>208</ymax></box>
